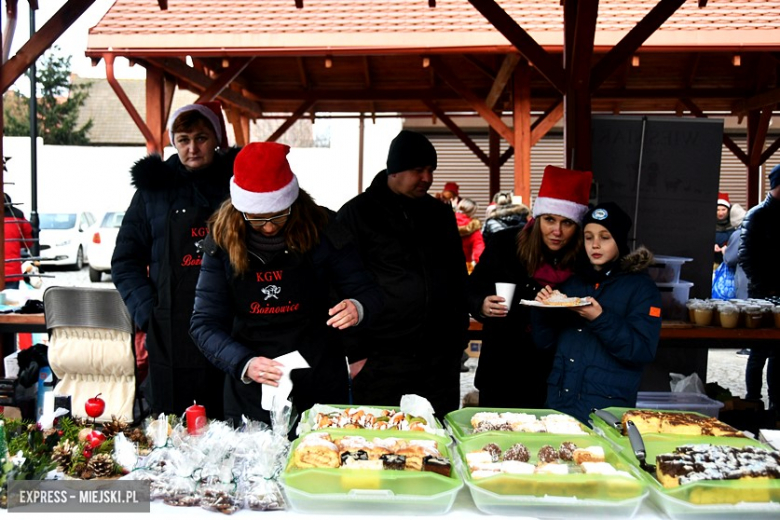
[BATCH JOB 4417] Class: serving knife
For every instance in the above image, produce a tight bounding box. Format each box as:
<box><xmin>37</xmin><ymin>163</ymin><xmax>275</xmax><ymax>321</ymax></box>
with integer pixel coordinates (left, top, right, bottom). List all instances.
<box><xmin>626</xmin><ymin>420</ymin><xmax>656</xmax><ymax>474</ymax></box>
<box><xmin>591</xmin><ymin>408</ymin><xmax>622</xmax><ymax>431</ymax></box>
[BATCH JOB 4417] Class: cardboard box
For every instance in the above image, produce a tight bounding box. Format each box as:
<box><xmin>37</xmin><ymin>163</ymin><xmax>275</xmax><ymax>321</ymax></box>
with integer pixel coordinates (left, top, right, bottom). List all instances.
<box><xmin>466</xmin><ymin>340</ymin><xmax>481</xmax><ymax>358</ymax></box>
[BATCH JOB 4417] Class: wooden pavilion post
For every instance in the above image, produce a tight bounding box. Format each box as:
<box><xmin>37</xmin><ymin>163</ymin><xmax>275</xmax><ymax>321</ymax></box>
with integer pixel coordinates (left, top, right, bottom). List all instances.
<box><xmin>513</xmin><ymin>59</ymin><xmax>531</xmax><ymax>204</ymax></box>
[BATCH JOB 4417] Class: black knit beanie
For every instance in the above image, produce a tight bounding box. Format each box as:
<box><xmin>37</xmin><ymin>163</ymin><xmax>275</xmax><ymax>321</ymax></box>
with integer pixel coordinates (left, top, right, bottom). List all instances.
<box><xmin>582</xmin><ymin>202</ymin><xmax>632</xmax><ymax>258</ymax></box>
<box><xmin>386</xmin><ymin>130</ymin><xmax>437</xmax><ymax>175</ymax></box>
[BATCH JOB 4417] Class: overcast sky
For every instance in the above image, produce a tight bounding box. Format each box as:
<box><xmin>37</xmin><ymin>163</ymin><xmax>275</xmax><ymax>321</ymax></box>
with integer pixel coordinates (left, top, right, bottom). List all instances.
<box><xmin>7</xmin><ymin>0</ymin><xmax>145</xmax><ymax>93</ymax></box>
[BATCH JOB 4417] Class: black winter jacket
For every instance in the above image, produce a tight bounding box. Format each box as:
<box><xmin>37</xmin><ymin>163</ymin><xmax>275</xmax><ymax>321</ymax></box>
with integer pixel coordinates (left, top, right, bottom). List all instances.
<box><xmin>738</xmin><ymin>193</ymin><xmax>780</xmax><ymax>298</ymax></box>
<box><xmin>112</xmin><ymin>149</ymin><xmax>238</xmax><ymax>330</ymax></box>
<box><xmin>467</xmin><ymin>227</ymin><xmax>555</xmax><ymax>409</ymax></box>
<box><xmin>336</xmin><ymin>171</ymin><xmax>469</xmax><ymax>361</ymax></box>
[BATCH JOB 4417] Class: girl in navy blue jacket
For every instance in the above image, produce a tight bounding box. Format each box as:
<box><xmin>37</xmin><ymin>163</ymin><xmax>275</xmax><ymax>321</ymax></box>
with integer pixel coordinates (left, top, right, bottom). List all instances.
<box><xmin>532</xmin><ymin>202</ymin><xmax>662</xmax><ymax>423</ymax></box>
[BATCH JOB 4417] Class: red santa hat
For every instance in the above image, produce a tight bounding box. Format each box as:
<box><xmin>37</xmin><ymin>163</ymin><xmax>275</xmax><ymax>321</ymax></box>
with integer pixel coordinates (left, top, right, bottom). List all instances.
<box><xmin>717</xmin><ymin>192</ymin><xmax>731</xmax><ymax>208</ymax></box>
<box><xmin>168</xmin><ymin>101</ymin><xmax>228</xmax><ymax>149</ymax></box>
<box><xmin>532</xmin><ymin>165</ymin><xmax>592</xmax><ymax>225</ymax></box>
<box><xmin>230</xmin><ymin>142</ymin><xmax>299</xmax><ymax>213</ymax></box>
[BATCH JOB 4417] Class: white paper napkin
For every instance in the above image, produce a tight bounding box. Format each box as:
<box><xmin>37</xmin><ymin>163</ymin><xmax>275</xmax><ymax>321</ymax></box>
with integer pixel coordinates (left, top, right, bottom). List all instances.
<box><xmin>261</xmin><ymin>351</ymin><xmax>310</xmax><ymax>411</ymax></box>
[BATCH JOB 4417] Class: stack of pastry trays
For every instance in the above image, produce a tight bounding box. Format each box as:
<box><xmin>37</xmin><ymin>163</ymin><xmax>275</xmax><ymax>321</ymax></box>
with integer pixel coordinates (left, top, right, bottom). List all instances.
<box><xmin>281</xmin><ymin>405</ymin><xmax>462</xmax><ymax>515</ymax></box>
<box><xmin>443</xmin><ymin>407</ymin><xmax>649</xmax><ymax>518</ymax></box>
<box><xmin>589</xmin><ymin>407</ymin><xmax>780</xmax><ymax>519</ymax></box>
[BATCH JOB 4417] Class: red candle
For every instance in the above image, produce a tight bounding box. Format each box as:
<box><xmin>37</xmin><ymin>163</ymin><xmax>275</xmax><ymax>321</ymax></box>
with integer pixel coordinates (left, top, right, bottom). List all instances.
<box><xmin>185</xmin><ymin>401</ymin><xmax>207</xmax><ymax>435</ymax></box>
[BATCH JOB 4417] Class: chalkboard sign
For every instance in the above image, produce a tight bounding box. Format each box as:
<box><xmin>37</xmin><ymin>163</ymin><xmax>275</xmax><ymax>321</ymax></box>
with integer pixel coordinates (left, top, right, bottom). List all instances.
<box><xmin>591</xmin><ymin>116</ymin><xmax>724</xmax><ymax>300</ymax></box>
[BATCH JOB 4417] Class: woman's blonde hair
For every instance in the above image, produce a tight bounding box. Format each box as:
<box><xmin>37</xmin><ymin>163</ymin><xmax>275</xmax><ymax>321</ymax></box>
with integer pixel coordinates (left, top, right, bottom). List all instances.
<box><xmin>209</xmin><ymin>188</ymin><xmax>328</xmax><ymax>276</ymax></box>
<box><xmin>516</xmin><ymin>217</ymin><xmax>582</xmax><ymax>277</ymax></box>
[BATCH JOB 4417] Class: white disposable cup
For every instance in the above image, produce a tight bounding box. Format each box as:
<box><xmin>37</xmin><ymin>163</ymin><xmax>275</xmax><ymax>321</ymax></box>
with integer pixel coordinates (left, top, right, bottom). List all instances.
<box><xmin>495</xmin><ymin>282</ymin><xmax>517</xmax><ymax>310</ymax></box>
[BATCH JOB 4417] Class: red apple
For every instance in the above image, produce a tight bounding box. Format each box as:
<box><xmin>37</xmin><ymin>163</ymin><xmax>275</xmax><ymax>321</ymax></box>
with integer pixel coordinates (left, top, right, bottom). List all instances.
<box><xmin>86</xmin><ymin>430</ymin><xmax>106</xmax><ymax>448</ymax></box>
<box><xmin>85</xmin><ymin>394</ymin><xmax>106</xmax><ymax>418</ymax></box>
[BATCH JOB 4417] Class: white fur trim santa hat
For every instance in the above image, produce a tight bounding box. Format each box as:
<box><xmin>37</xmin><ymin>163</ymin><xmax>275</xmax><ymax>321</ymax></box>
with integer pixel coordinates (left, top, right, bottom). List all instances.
<box><xmin>532</xmin><ymin>165</ymin><xmax>593</xmax><ymax>225</ymax></box>
<box><xmin>230</xmin><ymin>142</ymin><xmax>300</xmax><ymax>213</ymax></box>
<box><xmin>717</xmin><ymin>192</ymin><xmax>731</xmax><ymax>208</ymax></box>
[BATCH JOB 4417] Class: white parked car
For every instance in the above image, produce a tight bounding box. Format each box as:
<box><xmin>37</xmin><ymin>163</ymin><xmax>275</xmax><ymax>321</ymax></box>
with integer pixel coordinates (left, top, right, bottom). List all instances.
<box><xmin>38</xmin><ymin>212</ymin><xmax>96</xmax><ymax>270</ymax></box>
<box><xmin>88</xmin><ymin>211</ymin><xmax>125</xmax><ymax>282</ymax></box>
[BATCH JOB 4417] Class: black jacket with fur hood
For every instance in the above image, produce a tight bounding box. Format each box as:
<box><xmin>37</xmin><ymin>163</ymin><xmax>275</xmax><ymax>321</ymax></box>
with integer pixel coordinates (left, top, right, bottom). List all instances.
<box><xmin>112</xmin><ymin>148</ymin><xmax>239</xmax><ymax>331</ymax></box>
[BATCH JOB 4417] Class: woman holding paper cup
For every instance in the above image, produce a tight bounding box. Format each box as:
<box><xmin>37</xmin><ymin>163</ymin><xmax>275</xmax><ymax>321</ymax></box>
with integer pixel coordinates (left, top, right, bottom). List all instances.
<box><xmin>468</xmin><ymin>166</ymin><xmax>591</xmax><ymax>409</ymax></box>
<box><xmin>190</xmin><ymin>142</ymin><xmax>382</xmax><ymax>426</ymax></box>
<box><xmin>532</xmin><ymin>202</ymin><xmax>662</xmax><ymax>423</ymax></box>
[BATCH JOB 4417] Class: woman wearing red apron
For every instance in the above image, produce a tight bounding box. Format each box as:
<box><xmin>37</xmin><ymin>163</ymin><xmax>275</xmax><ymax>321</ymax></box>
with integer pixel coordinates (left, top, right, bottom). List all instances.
<box><xmin>190</xmin><ymin>142</ymin><xmax>382</xmax><ymax>426</ymax></box>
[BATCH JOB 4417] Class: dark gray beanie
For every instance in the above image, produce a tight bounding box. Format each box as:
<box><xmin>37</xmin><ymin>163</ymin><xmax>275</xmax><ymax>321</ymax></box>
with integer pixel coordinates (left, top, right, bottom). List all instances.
<box><xmin>770</xmin><ymin>163</ymin><xmax>780</xmax><ymax>190</ymax></box>
<box><xmin>386</xmin><ymin>130</ymin><xmax>437</xmax><ymax>175</ymax></box>
<box><xmin>583</xmin><ymin>202</ymin><xmax>632</xmax><ymax>258</ymax></box>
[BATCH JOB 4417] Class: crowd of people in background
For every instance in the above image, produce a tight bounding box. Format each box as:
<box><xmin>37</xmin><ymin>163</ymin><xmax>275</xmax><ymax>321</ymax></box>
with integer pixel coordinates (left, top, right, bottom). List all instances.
<box><xmin>106</xmin><ymin>102</ymin><xmax>778</xmax><ymax>429</ymax></box>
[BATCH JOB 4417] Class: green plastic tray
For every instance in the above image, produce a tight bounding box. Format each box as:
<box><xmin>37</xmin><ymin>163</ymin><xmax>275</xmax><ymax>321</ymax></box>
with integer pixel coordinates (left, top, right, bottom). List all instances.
<box><xmin>588</xmin><ymin>406</ymin><xmax>747</xmax><ymax>452</ymax></box>
<box><xmin>457</xmin><ymin>432</ymin><xmax>648</xmax><ymax>517</ymax></box>
<box><xmin>281</xmin><ymin>429</ymin><xmax>463</xmax><ymax>515</ymax></box>
<box><xmin>616</xmin><ymin>435</ymin><xmax>780</xmax><ymax>519</ymax></box>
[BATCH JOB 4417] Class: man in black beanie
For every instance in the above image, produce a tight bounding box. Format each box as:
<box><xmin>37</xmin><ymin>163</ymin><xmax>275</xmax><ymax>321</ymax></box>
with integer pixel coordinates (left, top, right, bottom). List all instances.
<box><xmin>739</xmin><ymin>163</ymin><xmax>780</xmax><ymax>410</ymax></box>
<box><xmin>337</xmin><ymin>130</ymin><xmax>469</xmax><ymax>418</ymax></box>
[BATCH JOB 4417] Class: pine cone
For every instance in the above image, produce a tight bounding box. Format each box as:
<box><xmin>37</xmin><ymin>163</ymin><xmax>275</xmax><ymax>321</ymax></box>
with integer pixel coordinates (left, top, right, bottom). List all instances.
<box><xmin>102</xmin><ymin>417</ymin><xmax>128</xmax><ymax>438</ymax></box>
<box><xmin>87</xmin><ymin>453</ymin><xmax>115</xmax><ymax>479</ymax></box>
<box><xmin>124</xmin><ymin>427</ymin><xmax>150</xmax><ymax>448</ymax></box>
<box><xmin>51</xmin><ymin>439</ymin><xmax>75</xmax><ymax>471</ymax></box>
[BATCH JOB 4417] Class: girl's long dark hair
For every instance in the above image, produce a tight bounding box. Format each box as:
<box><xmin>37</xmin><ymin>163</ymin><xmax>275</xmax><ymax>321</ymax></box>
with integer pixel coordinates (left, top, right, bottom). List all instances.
<box><xmin>516</xmin><ymin>217</ymin><xmax>582</xmax><ymax>277</ymax></box>
<box><xmin>209</xmin><ymin>188</ymin><xmax>328</xmax><ymax>276</ymax></box>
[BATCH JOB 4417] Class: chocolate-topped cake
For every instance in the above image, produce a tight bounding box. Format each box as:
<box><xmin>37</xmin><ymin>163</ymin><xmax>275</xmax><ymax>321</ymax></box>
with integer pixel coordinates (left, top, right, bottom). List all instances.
<box><xmin>655</xmin><ymin>444</ymin><xmax>780</xmax><ymax>488</ymax></box>
<box><xmin>558</xmin><ymin>441</ymin><xmax>577</xmax><ymax>461</ymax></box>
<box><xmin>380</xmin><ymin>453</ymin><xmax>406</xmax><ymax>471</ymax></box>
<box><xmin>422</xmin><ymin>455</ymin><xmax>451</xmax><ymax>477</ymax></box>
<box><xmin>503</xmin><ymin>443</ymin><xmax>530</xmax><ymax>462</ymax></box>
<box><xmin>482</xmin><ymin>443</ymin><xmax>502</xmax><ymax>462</ymax></box>
<box><xmin>538</xmin><ymin>445</ymin><xmax>559</xmax><ymax>464</ymax></box>
<box><xmin>340</xmin><ymin>450</ymin><xmax>368</xmax><ymax>464</ymax></box>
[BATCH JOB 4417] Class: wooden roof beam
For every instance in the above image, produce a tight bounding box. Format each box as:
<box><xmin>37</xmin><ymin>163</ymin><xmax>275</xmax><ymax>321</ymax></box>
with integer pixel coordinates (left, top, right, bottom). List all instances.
<box><xmin>749</xmin><ymin>107</ymin><xmax>774</xmax><ymax>168</ymax></box>
<box><xmin>196</xmin><ymin>57</ymin><xmax>254</xmax><ymax>104</ymax></box>
<box><xmin>1</xmin><ymin>0</ymin><xmax>97</xmax><ymax>92</ymax></box>
<box><xmin>146</xmin><ymin>57</ymin><xmax>263</xmax><ymax>117</ymax></box>
<box><xmin>430</xmin><ymin>56</ymin><xmax>514</xmax><ymax>144</ymax></box>
<box><xmin>266</xmin><ymin>100</ymin><xmax>315</xmax><ymax>142</ymax></box>
<box><xmin>463</xmin><ymin>54</ymin><xmax>497</xmax><ymax>81</ymax></box>
<box><xmin>362</xmin><ymin>56</ymin><xmax>371</xmax><ymax>88</ymax></box>
<box><xmin>296</xmin><ymin>57</ymin><xmax>309</xmax><ymax>88</ymax></box>
<box><xmin>590</xmin><ymin>0</ymin><xmax>687</xmax><ymax>92</ymax></box>
<box><xmin>492</xmin><ymin>97</ymin><xmax>564</xmax><ymax>166</ymax></box>
<box><xmin>531</xmin><ymin>99</ymin><xmax>564</xmax><ymax>146</ymax></box>
<box><xmin>732</xmin><ymin>87</ymin><xmax>780</xmax><ymax>115</ymax></box>
<box><xmin>485</xmin><ymin>53</ymin><xmax>520</xmax><ymax>109</ymax></box>
<box><xmin>423</xmin><ymin>100</ymin><xmax>489</xmax><ymax>166</ymax></box>
<box><xmin>468</xmin><ymin>0</ymin><xmax>565</xmax><ymax>93</ymax></box>
<box><xmin>760</xmin><ymin>135</ymin><xmax>780</xmax><ymax>166</ymax></box>
<box><xmin>681</xmin><ymin>98</ymin><xmax>749</xmax><ymax>166</ymax></box>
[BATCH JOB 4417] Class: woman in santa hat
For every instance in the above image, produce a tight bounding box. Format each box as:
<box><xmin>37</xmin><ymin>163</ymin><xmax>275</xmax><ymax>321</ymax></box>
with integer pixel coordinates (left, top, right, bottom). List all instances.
<box><xmin>467</xmin><ymin>166</ymin><xmax>591</xmax><ymax>409</ymax></box>
<box><xmin>113</xmin><ymin>102</ymin><xmax>238</xmax><ymax>420</ymax></box>
<box><xmin>190</xmin><ymin>142</ymin><xmax>382</xmax><ymax>426</ymax></box>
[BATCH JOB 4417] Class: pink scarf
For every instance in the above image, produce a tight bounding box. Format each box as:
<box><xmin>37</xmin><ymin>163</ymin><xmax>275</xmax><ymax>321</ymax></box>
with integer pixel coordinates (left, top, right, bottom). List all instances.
<box><xmin>533</xmin><ymin>263</ymin><xmax>573</xmax><ymax>288</ymax></box>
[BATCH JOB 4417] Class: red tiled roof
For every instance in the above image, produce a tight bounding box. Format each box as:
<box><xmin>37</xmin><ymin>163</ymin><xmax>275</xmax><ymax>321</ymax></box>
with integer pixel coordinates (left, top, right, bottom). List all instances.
<box><xmin>87</xmin><ymin>0</ymin><xmax>780</xmax><ymax>53</ymax></box>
